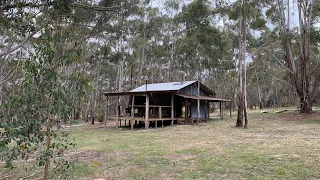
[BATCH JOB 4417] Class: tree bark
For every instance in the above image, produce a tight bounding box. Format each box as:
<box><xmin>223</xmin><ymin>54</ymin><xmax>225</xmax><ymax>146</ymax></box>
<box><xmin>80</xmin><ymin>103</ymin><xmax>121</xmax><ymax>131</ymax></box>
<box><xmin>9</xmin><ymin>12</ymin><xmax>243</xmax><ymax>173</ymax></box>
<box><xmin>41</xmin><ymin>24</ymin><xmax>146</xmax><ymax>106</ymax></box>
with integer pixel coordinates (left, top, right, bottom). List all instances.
<box><xmin>91</xmin><ymin>89</ymin><xmax>94</xmax><ymax>125</ymax></box>
<box><xmin>236</xmin><ymin>92</ymin><xmax>244</xmax><ymax>127</ymax></box>
<box><xmin>244</xmin><ymin>106</ymin><xmax>248</xmax><ymax>128</ymax></box>
<box><xmin>43</xmin><ymin>82</ymin><xmax>54</xmax><ymax>180</ymax></box>
<box><xmin>236</xmin><ymin>0</ymin><xmax>248</xmax><ymax>128</ymax></box>
<box><xmin>236</xmin><ymin>5</ymin><xmax>244</xmax><ymax>127</ymax></box>
<box><xmin>0</xmin><ymin>74</ymin><xmax>2</xmax><ymax>112</ymax></box>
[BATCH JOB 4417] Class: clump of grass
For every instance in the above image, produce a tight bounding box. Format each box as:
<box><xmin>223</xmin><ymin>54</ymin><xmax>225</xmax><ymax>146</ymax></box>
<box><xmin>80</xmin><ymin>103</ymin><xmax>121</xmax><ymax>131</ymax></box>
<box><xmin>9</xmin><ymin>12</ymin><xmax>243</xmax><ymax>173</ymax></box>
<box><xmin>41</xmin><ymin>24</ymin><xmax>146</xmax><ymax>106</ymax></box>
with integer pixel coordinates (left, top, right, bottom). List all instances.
<box><xmin>71</xmin><ymin>162</ymin><xmax>94</xmax><ymax>178</ymax></box>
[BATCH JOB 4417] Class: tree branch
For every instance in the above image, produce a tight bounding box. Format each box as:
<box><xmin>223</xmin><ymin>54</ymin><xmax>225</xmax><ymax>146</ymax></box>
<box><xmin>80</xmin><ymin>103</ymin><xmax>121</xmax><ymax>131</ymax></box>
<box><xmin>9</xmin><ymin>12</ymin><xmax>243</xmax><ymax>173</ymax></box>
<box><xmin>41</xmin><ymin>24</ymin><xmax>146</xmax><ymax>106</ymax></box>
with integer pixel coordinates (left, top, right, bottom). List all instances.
<box><xmin>262</xmin><ymin>48</ymin><xmax>294</xmax><ymax>74</ymax></box>
<box><xmin>0</xmin><ymin>61</ymin><xmax>20</xmax><ymax>84</ymax></box>
<box><xmin>0</xmin><ymin>41</ymin><xmax>14</xmax><ymax>68</ymax></box>
<box><xmin>0</xmin><ymin>2</ymin><xmax>43</xmax><ymax>11</ymax></box>
<box><xmin>262</xmin><ymin>69</ymin><xmax>292</xmax><ymax>87</ymax></box>
<box><xmin>70</xmin><ymin>3</ymin><xmax>120</xmax><ymax>12</ymax></box>
<box><xmin>0</xmin><ymin>31</ymin><xmax>37</xmax><ymax>58</ymax></box>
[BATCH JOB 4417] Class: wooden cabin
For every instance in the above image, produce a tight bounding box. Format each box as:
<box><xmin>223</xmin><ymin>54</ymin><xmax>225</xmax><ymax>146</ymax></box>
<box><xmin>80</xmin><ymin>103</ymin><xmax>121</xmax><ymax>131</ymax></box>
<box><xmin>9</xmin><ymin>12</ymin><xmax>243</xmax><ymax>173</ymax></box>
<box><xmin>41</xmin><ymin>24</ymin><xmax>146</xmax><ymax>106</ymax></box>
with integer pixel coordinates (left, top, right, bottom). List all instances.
<box><xmin>105</xmin><ymin>80</ymin><xmax>230</xmax><ymax>129</ymax></box>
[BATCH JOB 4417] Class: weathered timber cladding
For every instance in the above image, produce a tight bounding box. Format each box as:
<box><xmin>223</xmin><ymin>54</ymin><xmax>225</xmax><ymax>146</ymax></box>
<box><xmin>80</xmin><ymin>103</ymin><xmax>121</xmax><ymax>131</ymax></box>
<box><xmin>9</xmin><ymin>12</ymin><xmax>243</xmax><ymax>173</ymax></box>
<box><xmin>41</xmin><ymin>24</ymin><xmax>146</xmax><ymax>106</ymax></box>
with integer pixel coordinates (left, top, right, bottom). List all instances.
<box><xmin>180</xmin><ymin>84</ymin><xmax>208</xmax><ymax>96</ymax></box>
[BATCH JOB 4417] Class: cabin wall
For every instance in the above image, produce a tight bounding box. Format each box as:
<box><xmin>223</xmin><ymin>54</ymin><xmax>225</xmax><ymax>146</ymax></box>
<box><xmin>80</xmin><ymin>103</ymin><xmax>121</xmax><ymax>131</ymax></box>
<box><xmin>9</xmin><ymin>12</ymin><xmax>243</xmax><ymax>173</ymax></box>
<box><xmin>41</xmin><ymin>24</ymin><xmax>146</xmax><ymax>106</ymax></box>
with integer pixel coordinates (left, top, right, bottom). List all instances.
<box><xmin>180</xmin><ymin>84</ymin><xmax>208</xmax><ymax>96</ymax></box>
<box><xmin>190</xmin><ymin>100</ymin><xmax>208</xmax><ymax>119</ymax></box>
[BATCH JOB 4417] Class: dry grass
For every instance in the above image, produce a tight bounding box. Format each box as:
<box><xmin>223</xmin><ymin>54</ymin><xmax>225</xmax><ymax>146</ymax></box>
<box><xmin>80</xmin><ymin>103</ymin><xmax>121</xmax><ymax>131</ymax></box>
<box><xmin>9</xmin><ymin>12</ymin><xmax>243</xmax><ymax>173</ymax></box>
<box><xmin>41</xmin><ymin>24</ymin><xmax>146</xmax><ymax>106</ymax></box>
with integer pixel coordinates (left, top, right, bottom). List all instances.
<box><xmin>1</xmin><ymin>109</ymin><xmax>320</xmax><ymax>179</ymax></box>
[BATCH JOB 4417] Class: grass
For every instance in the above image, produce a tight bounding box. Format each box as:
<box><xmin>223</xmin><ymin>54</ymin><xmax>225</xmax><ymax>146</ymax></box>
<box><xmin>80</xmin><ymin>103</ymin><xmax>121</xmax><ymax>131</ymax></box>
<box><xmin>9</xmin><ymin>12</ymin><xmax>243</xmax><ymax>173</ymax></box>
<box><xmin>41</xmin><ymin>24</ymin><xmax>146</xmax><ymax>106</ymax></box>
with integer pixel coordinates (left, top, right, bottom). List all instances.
<box><xmin>71</xmin><ymin>162</ymin><xmax>93</xmax><ymax>177</ymax></box>
<box><xmin>1</xmin><ymin>109</ymin><xmax>320</xmax><ymax>179</ymax></box>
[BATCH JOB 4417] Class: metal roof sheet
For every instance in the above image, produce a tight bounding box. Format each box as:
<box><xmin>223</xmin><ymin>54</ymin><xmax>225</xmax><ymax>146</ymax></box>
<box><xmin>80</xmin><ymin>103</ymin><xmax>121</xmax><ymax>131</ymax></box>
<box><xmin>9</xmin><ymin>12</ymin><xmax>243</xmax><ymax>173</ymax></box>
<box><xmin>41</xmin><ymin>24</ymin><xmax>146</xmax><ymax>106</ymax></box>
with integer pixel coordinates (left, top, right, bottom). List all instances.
<box><xmin>130</xmin><ymin>81</ymin><xmax>197</xmax><ymax>92</ymax></box>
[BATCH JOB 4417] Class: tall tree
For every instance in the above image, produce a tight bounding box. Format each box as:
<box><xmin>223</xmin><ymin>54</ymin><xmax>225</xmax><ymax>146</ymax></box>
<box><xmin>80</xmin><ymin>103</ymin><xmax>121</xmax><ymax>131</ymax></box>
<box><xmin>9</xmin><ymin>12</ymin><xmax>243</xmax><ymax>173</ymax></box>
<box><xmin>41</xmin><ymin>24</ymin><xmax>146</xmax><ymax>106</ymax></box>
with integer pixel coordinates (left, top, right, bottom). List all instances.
<box><xmin>266</xmin><ymin>0</ymin><xmax>320</xmax><ymax>113</ymax></box>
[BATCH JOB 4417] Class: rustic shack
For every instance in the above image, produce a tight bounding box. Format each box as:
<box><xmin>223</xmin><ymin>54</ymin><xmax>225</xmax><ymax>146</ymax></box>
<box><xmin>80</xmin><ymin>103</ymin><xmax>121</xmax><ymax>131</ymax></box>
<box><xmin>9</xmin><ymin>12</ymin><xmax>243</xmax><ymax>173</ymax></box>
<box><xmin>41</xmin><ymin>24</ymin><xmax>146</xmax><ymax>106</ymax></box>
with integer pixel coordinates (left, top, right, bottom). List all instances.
<box><xmin>105</xmin><ymin>80</ymin><xmax>230</xmax><ymax>129</ymax></box>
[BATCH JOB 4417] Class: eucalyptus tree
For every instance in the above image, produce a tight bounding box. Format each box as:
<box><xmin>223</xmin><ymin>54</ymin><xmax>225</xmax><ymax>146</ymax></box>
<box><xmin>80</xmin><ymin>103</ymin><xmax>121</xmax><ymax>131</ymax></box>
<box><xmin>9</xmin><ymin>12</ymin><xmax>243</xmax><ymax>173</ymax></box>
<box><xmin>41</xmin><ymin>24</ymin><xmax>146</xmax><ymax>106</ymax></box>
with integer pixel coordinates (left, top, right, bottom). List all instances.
<box><xmin>162</xmin><ymin>0</ymin><xmax>181</xmax><ymax>81</ymax></box>
<box><xmin>144</xmin><ymin>7</ymin><xmax>172</xmax><ymax>83</ymax></box>
<box><xmin>0</xmin><ymin>0</ymin><xmax>64</xmax><ymax>111</ymax></box>
<box><xmin>217</xmin><ymin>0</ymin><xmax>267</xmax><ymax>128</ymax></box>
<box><xmin>0</xmin><ymin>0</ymin><xmax>117</xmax><ymax>178</ymax></box>
<box><xmin>177</xmin><ymin>0</ymin><xmax>225</xmax><ymax>79</ymax></box>
<box><xmin>265</xmin><ymin>0</ymin><xmax>320</xmax><ymax>113</ymax></box>
<box><xmin>0</xmin><ymin>27</ymin><xmax>89</xmax><ymax>179</ymax></box>
<box><xmin>0</xmin><ymin>0</ymin><xmax>78</xmax><ymax>58</ymax></box>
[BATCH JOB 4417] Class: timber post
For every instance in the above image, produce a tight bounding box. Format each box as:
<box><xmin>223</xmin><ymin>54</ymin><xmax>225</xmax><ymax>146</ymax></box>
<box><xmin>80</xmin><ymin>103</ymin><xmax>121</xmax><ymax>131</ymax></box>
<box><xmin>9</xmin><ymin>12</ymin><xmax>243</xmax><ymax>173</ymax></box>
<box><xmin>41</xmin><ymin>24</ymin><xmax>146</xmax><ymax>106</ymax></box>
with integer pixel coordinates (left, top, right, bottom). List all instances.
<box><xmin>131</xmin><ymin>95</ymin><xmax>135</xmax><ymax>130</ymax></box>
<box><xmin>116</xmin><ymin>96</ymin><xmax>119</xmax><ymax>129</ymax></box>
<box><xmin>197</xmin><ymin>80</ymin><xmax>200</xmax><ymax>125</ymax></box>
<box><xmin>157</xmin><ymin>107</ymin><xmax>162</xmax><ymax>129</ymax></box>
<box><xmin>220</xmin><ymin>102</ymin><xmax>222</xmax><ymax>120</ymax></box>
<box><xmin>145</xmin><ymin>93</ymin><xmax>149</xmax><ymax>130</ymax></box>
<box><xmin>185</xmin><ymin>98</ymin><xmax>188</xmax><ymax>125</ymax></box>
<box><xmin>204</xmin><ymin>100</ymin><xmax>207</xmax><ymax>122</ymax></box>
<box><xmin>222</xmin><ymin>102</ymin><xmax>224</xmax><ymax>120</ymax></box>
<box><xmin>207</xmin><ymin>101</ymin><xmax>210</xmax><ymax>120</ymax></box>
<box><xmin>105</xmin><ymin>96</ymin><xmax>108</xmax><ymax>128</ymax></box>
<box><xmin>171</xmin><ymin>94</ymin><xmax>174</xmax><ymax>125</ymax></box>
<box><xmin>230</xmin><ymin>102</ymin><xmax>232</xmax><ymax>119</ymax></box>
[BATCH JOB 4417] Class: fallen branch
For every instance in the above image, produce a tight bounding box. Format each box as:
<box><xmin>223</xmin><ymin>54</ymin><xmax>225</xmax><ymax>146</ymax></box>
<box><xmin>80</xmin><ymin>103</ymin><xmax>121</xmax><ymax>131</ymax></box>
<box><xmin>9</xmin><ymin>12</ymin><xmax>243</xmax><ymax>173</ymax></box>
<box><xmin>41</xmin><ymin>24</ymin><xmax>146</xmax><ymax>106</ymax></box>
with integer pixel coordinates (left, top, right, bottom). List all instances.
<box><xmin>275</xmin><ymin>110</ymin><xmax>288</xmax><ymax>113</ymax></box>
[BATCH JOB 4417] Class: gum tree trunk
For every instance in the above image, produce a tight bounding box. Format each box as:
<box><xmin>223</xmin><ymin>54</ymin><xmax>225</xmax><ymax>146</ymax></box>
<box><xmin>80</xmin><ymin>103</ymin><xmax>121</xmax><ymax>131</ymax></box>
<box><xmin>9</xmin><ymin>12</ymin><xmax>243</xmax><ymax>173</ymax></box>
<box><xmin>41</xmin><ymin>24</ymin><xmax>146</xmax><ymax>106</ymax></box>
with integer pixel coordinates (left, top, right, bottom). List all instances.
<box><xmin>236</xmin><ymin>1</ymin><xmax>248</xmax><ymax>128</ymax></box>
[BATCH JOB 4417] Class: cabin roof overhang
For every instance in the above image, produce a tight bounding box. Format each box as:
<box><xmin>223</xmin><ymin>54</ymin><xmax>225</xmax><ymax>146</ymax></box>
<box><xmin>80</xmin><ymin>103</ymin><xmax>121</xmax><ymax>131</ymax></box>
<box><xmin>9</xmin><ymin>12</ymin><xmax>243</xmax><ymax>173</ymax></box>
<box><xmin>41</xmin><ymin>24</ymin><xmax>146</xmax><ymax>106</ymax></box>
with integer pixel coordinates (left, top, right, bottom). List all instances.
<box><xmin>104</xmin><ymin>90</ymin><xmax>178</xmax><ymax>96</ymax></box>
<box><xmin>175</xmin><ymin>93</ymin><xmax>231</xmax><ymax>102</ymax></box>
<box><xmin>104</xmin><ymin>91</ymin><xmax>230</xmax><ymax>102</ymax></box>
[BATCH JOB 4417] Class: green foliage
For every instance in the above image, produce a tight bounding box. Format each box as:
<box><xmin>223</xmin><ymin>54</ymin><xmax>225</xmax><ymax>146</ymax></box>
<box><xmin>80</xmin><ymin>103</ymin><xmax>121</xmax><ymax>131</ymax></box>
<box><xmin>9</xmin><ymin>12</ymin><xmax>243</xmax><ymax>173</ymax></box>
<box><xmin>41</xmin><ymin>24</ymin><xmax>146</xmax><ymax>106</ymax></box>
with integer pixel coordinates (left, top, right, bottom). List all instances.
<box><xmin>0</xmin><ymin>30</ymin><xmax>88</xmax><ymax>177</ymax></box>
<box><xmin>175</xmin><ymin>0</ymin><xmax>227</xmax><ymax>75</ymax></box>
<box><xmin>250</xmin><ymin>18</ymin><xmax>266</xmax><ymax>30</ymax></box>
<box><xmin>52</xmin><ymin>0</ymin><xmax>73</xmax><ymax>16</ymax></box>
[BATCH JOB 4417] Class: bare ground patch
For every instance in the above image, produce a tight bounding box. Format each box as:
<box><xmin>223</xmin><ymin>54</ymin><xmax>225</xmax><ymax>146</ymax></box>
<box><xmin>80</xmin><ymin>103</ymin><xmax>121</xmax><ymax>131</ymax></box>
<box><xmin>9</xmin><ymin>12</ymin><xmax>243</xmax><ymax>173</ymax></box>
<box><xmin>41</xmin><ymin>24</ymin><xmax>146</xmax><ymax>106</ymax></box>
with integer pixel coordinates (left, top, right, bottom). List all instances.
<box><xmin>164</xmin><ymin>154</ymin><xmax>197</xmax><ymax>161</ymax></box>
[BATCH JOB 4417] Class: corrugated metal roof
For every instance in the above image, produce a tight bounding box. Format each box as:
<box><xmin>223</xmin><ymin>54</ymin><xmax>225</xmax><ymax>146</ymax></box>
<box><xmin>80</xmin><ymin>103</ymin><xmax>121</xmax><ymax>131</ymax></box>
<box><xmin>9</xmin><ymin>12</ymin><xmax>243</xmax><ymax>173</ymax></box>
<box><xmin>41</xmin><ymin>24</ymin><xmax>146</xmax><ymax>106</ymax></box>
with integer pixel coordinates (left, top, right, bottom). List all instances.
<box><xmin>130</xmin><ymin>81</ymin><xmax>197</xmax><ymax>92</ymax></box>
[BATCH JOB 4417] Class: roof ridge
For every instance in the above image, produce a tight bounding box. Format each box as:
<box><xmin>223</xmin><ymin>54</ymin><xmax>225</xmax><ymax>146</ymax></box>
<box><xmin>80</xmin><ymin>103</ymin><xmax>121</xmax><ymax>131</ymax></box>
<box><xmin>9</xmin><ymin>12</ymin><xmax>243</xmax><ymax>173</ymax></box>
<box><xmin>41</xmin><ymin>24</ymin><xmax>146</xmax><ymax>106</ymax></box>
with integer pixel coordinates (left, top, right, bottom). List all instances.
<box><xmin>142</xmin><ymin>80</ymin><xmax>196</xmax><ymax>85</ymax></box>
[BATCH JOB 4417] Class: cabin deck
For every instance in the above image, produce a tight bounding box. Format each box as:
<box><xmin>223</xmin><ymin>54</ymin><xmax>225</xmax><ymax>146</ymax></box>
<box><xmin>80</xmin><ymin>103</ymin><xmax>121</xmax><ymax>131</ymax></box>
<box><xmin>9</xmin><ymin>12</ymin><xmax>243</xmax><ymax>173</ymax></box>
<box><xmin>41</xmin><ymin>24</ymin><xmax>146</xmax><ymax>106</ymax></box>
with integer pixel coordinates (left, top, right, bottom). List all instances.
<box><xmin>106</xmin><ymin>116</ymin><xmax>204</xmax><ymax>129</ymax></box>
<box><xmin>107</xmin><ymin>116</ymin><xmax>185</xmax><ymax>121</ymax></box>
